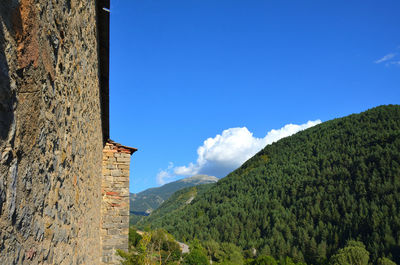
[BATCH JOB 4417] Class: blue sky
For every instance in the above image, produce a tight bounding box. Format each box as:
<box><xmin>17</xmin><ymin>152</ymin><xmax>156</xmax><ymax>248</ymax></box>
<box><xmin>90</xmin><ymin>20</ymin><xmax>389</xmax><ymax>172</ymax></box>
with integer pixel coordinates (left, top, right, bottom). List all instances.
<box><xmin>109</xmin><ymin>0</ymin><xmax>400</xmax><ymax>193</ymax></box>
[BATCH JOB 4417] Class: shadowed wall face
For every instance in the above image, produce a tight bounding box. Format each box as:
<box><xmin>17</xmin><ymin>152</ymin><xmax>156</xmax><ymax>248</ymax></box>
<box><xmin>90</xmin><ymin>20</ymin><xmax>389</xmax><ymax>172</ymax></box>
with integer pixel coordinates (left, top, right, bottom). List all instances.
<box><xmin>0</xmin><ymin>1</ymin><xmax>17</xmax><ymax>146</ymax></box>
<box><xmin>0</xmin><ymin>1</ymin><xmax>103</xmax><ymax>264</ymax></box>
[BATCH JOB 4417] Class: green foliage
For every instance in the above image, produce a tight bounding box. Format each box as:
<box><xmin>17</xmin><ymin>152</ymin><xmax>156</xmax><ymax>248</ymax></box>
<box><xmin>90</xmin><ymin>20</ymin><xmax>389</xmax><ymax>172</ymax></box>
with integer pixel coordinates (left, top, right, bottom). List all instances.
<box><xmin>151</xmin><ymin>229</ymin><xmax>182</xmax><ymax>264</ymax></box>
<box><xmin>247</xmin><ymin>255</ymin><xmax>307</xmax><ymax>265</ymax></box>
<box><xmin>183</xmin><ymin>239</ymin><xmax>210</xmax><ymax>265</ymax></box>
<box><xmin>250</xmin><ymin>255</ymin><xmax>278</xmax><ymax>265</ymax></box>
<box><xmin>203</xmin><ymin>239</ymin><xmax>225</xmax><ymax>262</ymax></box>
<box><xmin>329</xmin><ymin>240</ymin><xmax>369</xmax><ymax>265</ymax></box>
<box><xmin>130</xmin><ymin>175</ymin><xmax>218</xmax><ymax>215</ymax></box>
<box><xmin>116</xmin><ymin>249</ymin><xmax>138</xmax><ymax>265</ymax></box>
<box><xmin>117</xmin><ymin>230</ymin><xmax>152</xmax><ymax>265</ymax></box>
<box><xmin>130</xmin><ymin>214</ymin><xmax>146</xmax><ymax>225</ymax></box>
<box><xmin>183</xmin><ymin>249</ymin><xmax>210</xmax><ymax>265</ymax></box>
<box><xmin>118</xmin><ymin>228</ymin><xmax>182</xmax><ymax>265</ymax></box>
<box><xmin>142</xmin><ymin>105</ymin><xmax>400</xmax><ymax>264</ymax></box>
<box><xmin>377</xmin><ymin>257</ymin><xmax>397</xmax><ymax>265</ymax></box>
<box><xmin>138</xmin><ymin>184</ymin><xmax>214</xmax><ymax>229</ymax></box>
<box><xmin>128</xmin><ymin>227</ymin><xmax>142</xmax><ymax>248</ymax></box>
<box><xmin>219</xmin><ymin>242</ymin><xmax>245</xmax><ymax>264</ymax></box>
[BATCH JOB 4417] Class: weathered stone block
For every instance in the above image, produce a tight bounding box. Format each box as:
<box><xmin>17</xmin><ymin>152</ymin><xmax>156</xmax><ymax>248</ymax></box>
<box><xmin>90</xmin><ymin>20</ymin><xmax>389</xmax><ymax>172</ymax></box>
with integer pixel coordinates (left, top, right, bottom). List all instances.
<box><xmin>110</xmin><ymin>169</ymin><xmax>121</xmax><ymax>177</ymax></box>
<box><xmin>116</xmin><ymin>157</ymin><xmax>130</xmax><ymax>162</ymax></box>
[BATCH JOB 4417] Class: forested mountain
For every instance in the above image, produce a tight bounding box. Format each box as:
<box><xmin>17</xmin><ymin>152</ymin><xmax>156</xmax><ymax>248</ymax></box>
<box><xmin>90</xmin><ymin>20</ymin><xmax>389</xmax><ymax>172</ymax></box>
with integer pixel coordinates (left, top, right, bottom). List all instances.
<box><xmin>130</xmin><ymin>175</ymin><xmax>218</xmax><ymax>214</ymax></box>
<box><xmin>142</xmin><ymin>105</ymin><xmax>400</xmax><ymax>264</ymax></box>
<box><xmin>136</xmin><ymin>184</ymin><xmax>214</xmax><ymax>227</ymax></box>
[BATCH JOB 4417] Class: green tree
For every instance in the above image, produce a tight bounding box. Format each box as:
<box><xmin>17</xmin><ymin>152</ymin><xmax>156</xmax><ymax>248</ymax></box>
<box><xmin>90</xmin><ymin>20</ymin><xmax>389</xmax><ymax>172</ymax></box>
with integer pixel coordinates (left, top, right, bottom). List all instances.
<box><xmin>251</xmin><ymin>255</ymin><xmax>278</xmax><ymax>265</ymax></box>
<box><xmin>219</xmin><ymin>242</ymin><xmax>245</xmax><ymax>264</ymax></box>
<box><xmin>329</xmin><ymin>241</ymin><xmax>369</xmax><ymax>265</ymax></box>
<box><xmin>183</xmin><ymin>249</ymin><xmax>209</xmax><ymax>265</ymax></box>
<box><xmin>150</xmin><ymin>229</ymin><xmax>182</xmax><ymax>264</ymax></box>
<box><xmin>203</xmin><ymin>240</ymin><xmax>224</xmax><ymax>262</ymax></box>
<box><xmin>281</xmin><ymin>257</ymin><xmax>296</xmax><ymax>265</ymax></box>
<box><xmin>183</xmin><ymin>239</ymin><xmax>210</xmax><ymax>265</ymax></box>
<box><xmin>117</xmin><ymin>231</ymin><xmax>152</xmax><ymax>265</ymax></box>
<box><xmin>118</xmin><ymin>228</ymin><xmax>182</xmax><ymax>265</ymax></box>
<box><xmin>377</xmin><ymin>257</ymin><xmax>396</xmax><ymax>265</ymax></box>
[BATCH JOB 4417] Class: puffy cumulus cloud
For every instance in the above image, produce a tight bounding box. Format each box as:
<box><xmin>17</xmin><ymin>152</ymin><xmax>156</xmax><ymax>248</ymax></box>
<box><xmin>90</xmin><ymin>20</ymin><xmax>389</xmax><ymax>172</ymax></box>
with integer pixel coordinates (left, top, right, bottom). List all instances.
<box><xmin>174</xmin><ymin>127</ymin><xmax>265</xmax><ymax>177</ymax></box>
<box><xmin>157</xmin><ymin>120</ymin><xmax>321</xmax><ymax>184</ymax></box>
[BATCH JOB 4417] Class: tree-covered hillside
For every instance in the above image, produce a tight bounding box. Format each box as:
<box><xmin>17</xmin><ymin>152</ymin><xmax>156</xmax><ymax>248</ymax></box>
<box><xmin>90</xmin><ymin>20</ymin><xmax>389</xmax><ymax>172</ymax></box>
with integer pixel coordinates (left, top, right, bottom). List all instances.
<box><xmin>143</xmin><ymin>105</ymin><xmax>400</xmax><ymax>264</ymax></box>
<box><xmin>130</xmin><ymin>174</ymin><xmax>218</xmax><ymax>213</ymax></box>
<box><xmin>130</xmin><ymin>175</ymin><xmax>218</xmax><ymax>225</ymax></box>
<box><xmin>137</xmin><ymin>183</ymin><xmax>214</xmax><ymax>228</ymax></box>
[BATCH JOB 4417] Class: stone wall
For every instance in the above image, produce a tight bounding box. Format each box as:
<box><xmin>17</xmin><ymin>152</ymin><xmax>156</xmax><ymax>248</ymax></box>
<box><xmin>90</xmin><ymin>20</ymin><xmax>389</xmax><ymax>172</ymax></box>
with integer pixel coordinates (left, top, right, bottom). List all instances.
<box><xmin>0</xmin><ymin>0</ymin><xmax>104</xmax><ymax>264</ymax></box>
<box><xmin>101</xmin><ymin>140</ymin><xmax>136</xmax><ymax>264</ymax></box>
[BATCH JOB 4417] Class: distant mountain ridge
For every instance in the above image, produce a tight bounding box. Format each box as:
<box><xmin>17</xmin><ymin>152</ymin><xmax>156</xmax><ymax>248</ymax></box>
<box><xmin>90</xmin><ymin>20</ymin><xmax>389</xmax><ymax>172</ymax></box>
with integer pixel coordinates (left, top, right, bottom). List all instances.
<box><xmin>136</xmin><ymin>183</ymin><xmax>215</xmax><ymax>228</ymax></box>
<box><xmin>130</xmin><ymin>175</ymin><xmax>218</xmax><ymax>214</ymax></box>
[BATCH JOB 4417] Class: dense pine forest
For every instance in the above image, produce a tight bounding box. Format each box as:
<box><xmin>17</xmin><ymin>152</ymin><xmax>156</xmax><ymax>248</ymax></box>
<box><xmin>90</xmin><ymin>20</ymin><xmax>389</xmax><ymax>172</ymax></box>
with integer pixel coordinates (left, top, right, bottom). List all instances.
<box><xmin>139</xmin><ymin>105</ymin><xmax>400</xmax><ymax>264</ymax></box>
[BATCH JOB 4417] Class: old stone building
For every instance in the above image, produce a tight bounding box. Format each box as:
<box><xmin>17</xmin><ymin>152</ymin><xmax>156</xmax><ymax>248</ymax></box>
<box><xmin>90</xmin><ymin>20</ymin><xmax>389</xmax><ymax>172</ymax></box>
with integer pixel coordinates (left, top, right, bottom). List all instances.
<box><xmin>0</xmin><ymin>0</ymin><xmax>135</xmax><ymax>264</ymax></box>
<box><xmin>101</xmin><ymin>140</ymin><xmax>136</xmax><ymax>264</ymax></box>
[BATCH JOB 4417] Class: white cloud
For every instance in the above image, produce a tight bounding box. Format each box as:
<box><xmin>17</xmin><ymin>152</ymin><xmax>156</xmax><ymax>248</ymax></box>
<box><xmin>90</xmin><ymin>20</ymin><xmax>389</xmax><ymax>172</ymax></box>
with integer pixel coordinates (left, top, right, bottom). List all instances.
<box><xmin>157</xmin><ymin>120</ymin><xmax>321</xmax><ymax>185</ymax></box>
<box><xmin>156</xmin><ymin>162</ymin><xmax>176</xmax><ymax>185</ymax></box>
<box><xmin>387</xmin><ymin>60</ymin><xmax>400</xmax><ymax>66</ymax></box>
<box><xmin>375</xmin><ymin>53</ymin><xmax>397</xmax><ymax>64</ymax></box>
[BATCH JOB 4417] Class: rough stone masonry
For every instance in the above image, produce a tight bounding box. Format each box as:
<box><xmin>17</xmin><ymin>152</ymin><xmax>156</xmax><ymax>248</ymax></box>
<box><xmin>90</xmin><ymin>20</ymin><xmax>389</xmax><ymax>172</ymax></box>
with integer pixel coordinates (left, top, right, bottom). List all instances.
<box><xmin>0</xmin><ymin>0</ymin><xmax>135</xmax><ymax>264</ymax></box>
<box><xmin>101</xmin><ymin>140</ymin><xmax>136</xmax><ymax>264</ymax></box>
